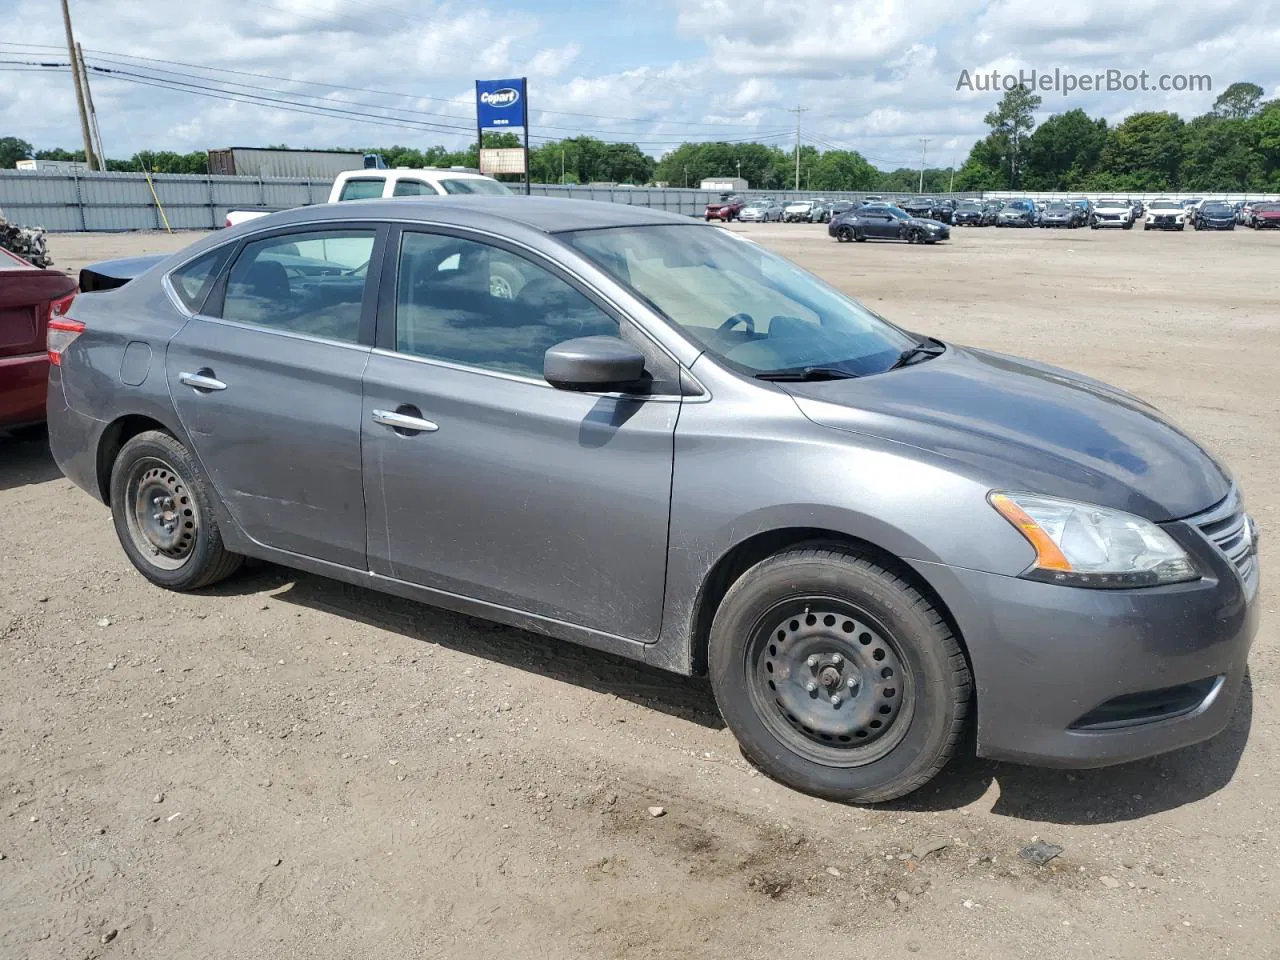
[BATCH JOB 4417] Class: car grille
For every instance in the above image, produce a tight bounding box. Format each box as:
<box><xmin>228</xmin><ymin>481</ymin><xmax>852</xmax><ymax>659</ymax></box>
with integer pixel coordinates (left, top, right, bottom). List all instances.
<box><xmin>1153</xmin><ymin>215</ymin><xmax>1176</xmax><ymax>225</ymax></box>
<box><xmin>1186</xmin><ymin>489</ymin><xmax>1258</xmax><ymax>586</ymax></box>
<box><xmin>1097</xmin><ymin>213</ymin><xmax>1121</xmax><ymax>220</ymax></box>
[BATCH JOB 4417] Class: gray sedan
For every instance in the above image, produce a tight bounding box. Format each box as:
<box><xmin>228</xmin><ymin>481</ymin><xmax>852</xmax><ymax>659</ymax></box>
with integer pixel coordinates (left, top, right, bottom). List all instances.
<box><xmin>47</xmin><ymin>197</ymin><xmax>1259</xmax><ymax>802</ymax></box>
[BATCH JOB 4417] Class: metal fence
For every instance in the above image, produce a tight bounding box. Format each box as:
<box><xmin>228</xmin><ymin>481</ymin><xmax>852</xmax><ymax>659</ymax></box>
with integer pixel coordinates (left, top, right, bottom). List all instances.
<box><xmin>0</xmin><ymin>168</ymin><xmax>983</xmax><ymax>232</ymax></box>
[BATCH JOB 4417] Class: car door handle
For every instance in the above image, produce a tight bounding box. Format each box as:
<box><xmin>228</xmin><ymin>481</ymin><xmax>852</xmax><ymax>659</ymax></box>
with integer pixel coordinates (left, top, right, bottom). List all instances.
<box><xmin>178</xmin><ymin>370</ymin><xmax>227</xmax><ymax>392</ymax></box>
<box><xmin>372</xmin><ymin>408</ymin><xmax>439</xmax><ymax>433</ymax></box>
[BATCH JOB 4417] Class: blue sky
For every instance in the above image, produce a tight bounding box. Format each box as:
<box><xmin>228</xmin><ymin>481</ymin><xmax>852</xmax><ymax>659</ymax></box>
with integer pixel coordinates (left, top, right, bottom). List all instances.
<box><xmin>2</xmin><ymin>0</ymin><xmax>1277</xmax><ymax>172</ymax></box>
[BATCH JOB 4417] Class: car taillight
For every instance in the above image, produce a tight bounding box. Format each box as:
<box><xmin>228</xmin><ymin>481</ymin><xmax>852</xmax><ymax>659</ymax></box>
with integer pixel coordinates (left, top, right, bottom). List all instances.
<box><xmin>48</xmin><ymin>295</ymin><xmax>84</xmax><ymax>366</ymax></box>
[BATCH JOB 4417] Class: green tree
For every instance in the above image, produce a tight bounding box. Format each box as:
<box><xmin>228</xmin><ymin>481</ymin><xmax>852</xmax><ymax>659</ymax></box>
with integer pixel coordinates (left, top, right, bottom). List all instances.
<box><xmin>808</xmin><ymin>149</ymin><xmax>878</xmax><ymax>190</ymax></box>
<box><xmin>1098</xmin><ymin>111</ymin><xmax>1185</xmax><ymax>190</ymax></box>
<box><xmin>1181</xmin><ymin>116</ymin><xmax>1263</xmax><ymax>190</ymax></box>
<box><xmin>953</xmin><ymin>133</ymin><xmax>1010</xmax><ymax>190</ymax></box>
<box><xmin>1213</xmin><ymin>82</ymin><xmax>1265</xmax><ymax>120</ymax></box>
<box><xmin>0</xmin><ymin>136</ymin><xmax>33</xmax><ymax>169</ymax></box>
<box><xmin>982</xmin><ymin>84</ymin><xmax>1042</xmax><ymax>186</ymax></box>
<box><xmin>1021</xmin><ymin>109</ymin><xmax>1107</xmax><ymax>189</ymax></box>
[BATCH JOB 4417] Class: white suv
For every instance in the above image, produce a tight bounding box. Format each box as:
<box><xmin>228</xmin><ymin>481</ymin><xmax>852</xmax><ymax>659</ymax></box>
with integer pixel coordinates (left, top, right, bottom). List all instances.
<box><xmin>332</xmin><ymin>167</ymin><xmax>513</xmax><ymax>201</ymax></box>
<box><xmin>224</xmin><ymin>168</ymin><xmax>513</xmax><ymax>227</ymax></box>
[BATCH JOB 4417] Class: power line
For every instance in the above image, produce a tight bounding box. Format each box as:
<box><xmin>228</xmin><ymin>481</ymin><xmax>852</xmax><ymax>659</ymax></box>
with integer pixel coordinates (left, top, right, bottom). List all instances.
<box><xmin>0</xmin><ymin>42</ymin><xmax>787</xmax><ymax>133</ymax></box>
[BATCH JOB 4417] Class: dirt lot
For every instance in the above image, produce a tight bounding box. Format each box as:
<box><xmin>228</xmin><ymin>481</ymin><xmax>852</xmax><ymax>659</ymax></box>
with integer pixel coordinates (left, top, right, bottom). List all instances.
<box><xmin>2</xmin><ymin>223</ymin><xmax>1276</xmax><ymax>959</ymax></box>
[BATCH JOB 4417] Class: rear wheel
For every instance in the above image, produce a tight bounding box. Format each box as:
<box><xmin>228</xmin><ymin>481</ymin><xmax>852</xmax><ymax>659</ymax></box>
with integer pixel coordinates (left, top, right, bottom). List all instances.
<box><xmin>709</xmin><ymin>547</ymin><xmax>972</xmax><ymax>803</ymax></box>
<box><xmin>109</xmin><ymin>430</ymin><xmax>242</xmax><ymax>591</ymax></box>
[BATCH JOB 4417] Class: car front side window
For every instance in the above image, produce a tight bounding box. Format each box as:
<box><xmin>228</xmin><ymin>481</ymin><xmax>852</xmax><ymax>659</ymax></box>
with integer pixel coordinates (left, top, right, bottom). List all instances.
<box><xmin>218</xmin><ymin>229</ymin><xmax>376</xmax><ymax>343</ymax></box>
<box><xmin>393</xmin><ymin>231</ymin><xmax>619</xmax><ymax>378</ymax></box>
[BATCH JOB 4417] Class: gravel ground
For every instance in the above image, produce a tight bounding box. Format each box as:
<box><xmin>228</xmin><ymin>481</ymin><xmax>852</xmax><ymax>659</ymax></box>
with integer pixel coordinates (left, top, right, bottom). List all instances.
<box><xmin>1</xmin><ymin>223</ymin><xmax>1275</xmax><ymax>959</ymax></box>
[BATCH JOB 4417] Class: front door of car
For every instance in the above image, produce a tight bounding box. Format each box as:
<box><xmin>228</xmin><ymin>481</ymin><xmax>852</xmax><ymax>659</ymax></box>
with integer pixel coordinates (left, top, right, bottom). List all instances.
<box><xmin>865</xmin><ymin>212</ymin><xmax>895</xmax><ymax>238</ymax></box>
<box><xmin>166</xmin><ymin>224</ymin><xmax>386</xmax><ymax>569</ymax></box>
<box><xmin>361</xmin><ymin>228</ymin><xmax>680</xmax><ymax>642</ymax></box>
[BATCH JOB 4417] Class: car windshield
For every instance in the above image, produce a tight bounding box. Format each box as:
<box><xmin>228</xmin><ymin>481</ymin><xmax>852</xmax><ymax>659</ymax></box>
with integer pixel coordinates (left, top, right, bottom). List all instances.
<box><xmin>1046</xmin><ymin>204</ymin><xmax>1069</xmax><ymax>212</ymax></box>
<box><xmin>1203</xmin><ymin>203</ymin><xmax>1232</xmax><ymax>214</ymax></box>
<box><xmin>1149</xmin><ymin>201</ymin><xmax>1181</xmax><ymax>210</ymax></box>
<box><xmin>561</xmin><ymin>224</ymin><xmax>916</xmax><ymax>377</ymax></box>
<box><xmin>958</xmin><ymin>202</ymin><xmax>980</xmax><ymax>210</ymax></box>
<box><xmin>437</xmin><ymin>178</ymin><xmax>513</xmax><ymax>196</ymax></box>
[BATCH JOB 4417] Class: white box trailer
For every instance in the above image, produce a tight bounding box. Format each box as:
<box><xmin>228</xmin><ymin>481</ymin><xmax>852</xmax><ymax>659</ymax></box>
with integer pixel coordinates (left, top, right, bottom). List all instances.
<box><xmin>206</xmin><ymin>148</ymin><xmax>375</xmax><ymax>179</ymax></box>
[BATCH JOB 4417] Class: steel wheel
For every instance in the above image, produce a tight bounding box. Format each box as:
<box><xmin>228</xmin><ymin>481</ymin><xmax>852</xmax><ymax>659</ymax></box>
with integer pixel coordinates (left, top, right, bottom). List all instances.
<box><xmin>123</xmin><ymin>457</ymin><xmax>199</xmax><ymax>570</ymax></box>
<box><xmin>745</xmin><ymin>599</ymin><xmax>913</xmax><ymax>768</ymax></box>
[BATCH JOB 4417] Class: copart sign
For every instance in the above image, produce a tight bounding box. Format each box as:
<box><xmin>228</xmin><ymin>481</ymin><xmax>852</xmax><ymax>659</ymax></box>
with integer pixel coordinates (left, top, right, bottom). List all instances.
<box><xmin>476</xmin><ymin>78</ymin><xmax>528</xmax><ymax>129</ymax></box>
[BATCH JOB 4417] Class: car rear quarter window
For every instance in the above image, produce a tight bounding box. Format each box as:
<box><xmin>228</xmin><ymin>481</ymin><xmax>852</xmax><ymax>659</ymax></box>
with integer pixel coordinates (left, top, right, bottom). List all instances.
<box><xmin>169</xmin><ymin>246</ymin><xmax>233</xmax><ymax>313</ymax></box>
<box><xmin>393</xmin><ymin>231</ymin><xmax>617</xmax><ymax>378</ymax></box>
<box><xmin>338</xmin><ymin>178</ymin><xmax>385</xmax><ymax>201</ymax></box>
<box><xmin>392</xmin><ymin>179</ymin><xmax>439</xmax><ymax>197</ymax></box>
<box><xmin>219</xmin><ymin>230</ymin><xmax>375</xmax><ymax>343</ymax></box>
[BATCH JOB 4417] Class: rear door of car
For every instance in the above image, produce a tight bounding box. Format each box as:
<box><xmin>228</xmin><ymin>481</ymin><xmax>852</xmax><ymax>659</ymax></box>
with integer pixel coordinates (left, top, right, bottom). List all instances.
<box><xmin>165</xmin><ymin>222</ymin><xmax>387</xmax><ymax>568</ymax></box>
<box><xmin>359</xmin><ymin>224</ymin><xmax>681</xmax><ymax>641</ymax></box>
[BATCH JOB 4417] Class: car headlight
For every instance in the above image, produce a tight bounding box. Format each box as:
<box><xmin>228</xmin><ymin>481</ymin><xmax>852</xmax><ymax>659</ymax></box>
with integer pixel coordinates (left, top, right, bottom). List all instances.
<box><xmin>989</xmin><ymin>492</ymin><xmax>1198</xmax><ymax>588</ymax></box>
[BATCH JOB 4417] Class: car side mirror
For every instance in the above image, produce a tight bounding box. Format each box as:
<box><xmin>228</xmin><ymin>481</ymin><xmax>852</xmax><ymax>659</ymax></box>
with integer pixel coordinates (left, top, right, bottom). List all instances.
<box><xmin>544</xmin><ymin>336</ymin><xmax>646</xmax><ymax>392</ymax></box>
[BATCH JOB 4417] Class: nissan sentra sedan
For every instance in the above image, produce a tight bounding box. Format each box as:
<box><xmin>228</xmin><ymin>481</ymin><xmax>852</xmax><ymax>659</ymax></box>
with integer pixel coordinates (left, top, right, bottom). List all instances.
<box><xmin>47</xmin><ymin>197</ymin><xmax>1259</xmax><ymax>803</ymax></box>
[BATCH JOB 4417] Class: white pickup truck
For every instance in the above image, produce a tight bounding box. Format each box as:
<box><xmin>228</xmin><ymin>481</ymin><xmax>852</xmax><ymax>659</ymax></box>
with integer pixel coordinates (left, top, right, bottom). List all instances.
<box><xmin>224</xmin><ymin>167</ymin><xmax>515</xmax><ymax>227</ymax></box>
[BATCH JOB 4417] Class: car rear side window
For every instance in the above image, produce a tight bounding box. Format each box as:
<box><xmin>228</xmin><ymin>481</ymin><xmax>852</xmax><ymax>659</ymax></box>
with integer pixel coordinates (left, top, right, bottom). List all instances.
<box><xmin>392</xmin><ymin>179</ymin><xmax>438</xmax><ymax>197</ymax></box>
<box><xmin>338</xmin><ymin>178</ymin><xmax>385</xmax><ymax>201</ymax></box>
<box><xmin>219</xmin><ymin>230</ymin><xmax>375</xmax><ymax>343</ymax></box>
<box><xmin>169</xmin><ymin>246</ymin><xmax>232</xmax><ymax>313</ymax></box>
<box><xmin>393</xmin><ymin>231</ymin><xmax>617</xmax><ymax>378</ymax></box>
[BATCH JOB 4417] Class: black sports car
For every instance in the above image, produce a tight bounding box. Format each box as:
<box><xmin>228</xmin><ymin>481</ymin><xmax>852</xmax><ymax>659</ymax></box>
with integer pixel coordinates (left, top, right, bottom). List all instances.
<box><xmin>828</xmin><ymin>205</ymin><xmax>950</xmax><ymax>243</ymax></box>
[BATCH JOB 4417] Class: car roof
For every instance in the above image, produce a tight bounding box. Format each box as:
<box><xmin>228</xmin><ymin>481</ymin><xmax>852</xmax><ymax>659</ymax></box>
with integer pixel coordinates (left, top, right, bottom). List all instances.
<box><xmin>252</xmin><ymin>195</ymin><xmax>695</xmax><ymax>234</ymax></box>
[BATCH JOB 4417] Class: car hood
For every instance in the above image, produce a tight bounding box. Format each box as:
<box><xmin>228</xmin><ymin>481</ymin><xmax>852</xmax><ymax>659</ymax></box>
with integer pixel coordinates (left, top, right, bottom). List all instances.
<box><xmin>781</xmin><ymin>344</ymin><xmax>1229</xmax><ymax>522</ymax></box>
<box><xmin>998</xmin><ymin>209</ymin><xmax>1031</xmax><ymax>217</ymax></box>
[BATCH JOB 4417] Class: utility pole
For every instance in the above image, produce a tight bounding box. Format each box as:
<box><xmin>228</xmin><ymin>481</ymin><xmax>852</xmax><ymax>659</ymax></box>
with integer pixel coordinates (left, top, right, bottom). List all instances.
<box><xmin>948</xmin><ymin>153</ymin><xmax>957</xmax><ymax>193</ymax></box>
<box><xmin>789</xmin><ymin>106</ymin><xmax>808</xmax><ymax>191</ymax></box>
<box><xmin>77</xmin><ymin>43</ymin><xmax>106</xmax><ymax>170</ymax></box>
<box><xmin>60</xmin><ymin>0</ymin><xmax>98</xmax><ymax>172</ymax></box>
<box><xmin>917</xmin><ymin>137</ymin><xmax>931</xmax><ymax>193</ymax></box>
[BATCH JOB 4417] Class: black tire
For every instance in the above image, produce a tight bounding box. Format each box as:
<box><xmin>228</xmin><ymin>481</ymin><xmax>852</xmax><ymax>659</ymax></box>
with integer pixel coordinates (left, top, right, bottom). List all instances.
<box><xmin>708</xmin><ymin>546</ymin><xmax>972</xmax><ymax>803</ymax></box>
<box><xmin>109</xmin><ymin>430</ymin><xmax>243</xmax><ymax>591</ymax></box>
<box><xmin>1143</xmin><ymin>223</ymin><xmax>1149</xmax><ymax>231</ymax></box>
<box><xmin>836</xmin><ymin>226</ymin><xmax>854</xmax><ymax>243</ymax></box>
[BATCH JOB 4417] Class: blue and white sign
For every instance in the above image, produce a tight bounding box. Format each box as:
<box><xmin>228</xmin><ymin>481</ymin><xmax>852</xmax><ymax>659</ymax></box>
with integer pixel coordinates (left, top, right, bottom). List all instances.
<box><xmin>476</xmin><ymin>78</ymin><xmax>527</xmax><ymax>129</ymax></box>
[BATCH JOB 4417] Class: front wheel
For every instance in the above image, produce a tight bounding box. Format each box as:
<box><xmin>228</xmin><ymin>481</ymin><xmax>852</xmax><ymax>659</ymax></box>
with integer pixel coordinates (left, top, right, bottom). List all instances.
<box><xmin>109</xmin><ymin>430</ymin><xmax>243</xmax><ymax>591</ymax></box>
<box><xmin>836</xmin><ymin>226</ymin><xmax>854</xmax><ymax>243</ymax></box>
<box><xmin>709</xmin><ymin>547</ymin><xmax>972</xmax><ymax>803</ymax></box>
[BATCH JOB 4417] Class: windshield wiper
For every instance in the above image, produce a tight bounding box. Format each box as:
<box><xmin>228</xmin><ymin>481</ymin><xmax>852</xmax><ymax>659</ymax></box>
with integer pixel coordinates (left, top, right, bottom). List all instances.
<box><xmin>887</xmin><ymin>337</ymin><xmax>946</xmax><ymax>370</ymax></box>
<box><xmin>755</xmin><ymin>366</ymin><xmax>860</xmax><ymax>382</ymax></box>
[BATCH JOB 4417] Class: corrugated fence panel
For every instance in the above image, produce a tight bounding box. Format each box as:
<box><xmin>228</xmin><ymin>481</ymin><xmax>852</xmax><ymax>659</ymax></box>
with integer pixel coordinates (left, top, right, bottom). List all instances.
<box><xmin>23</xmin><ymin>170</ymin><xmax>1255</xmax><ymax>233</ymax></box>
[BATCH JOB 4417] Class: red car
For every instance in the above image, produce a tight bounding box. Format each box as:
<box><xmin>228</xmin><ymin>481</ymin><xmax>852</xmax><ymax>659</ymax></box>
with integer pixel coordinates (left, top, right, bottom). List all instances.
<box><xmin>704</xmin><ymin>195</ymin><xmax>745</xmax><ymax>221</ymax></box>
<box><xmin>1250</xmin><ymin>202</ymin><xmax>1280</xmax><ymax>229</ymax></box>
<box><xmin>1</xmin><ymin>247</ymin><xmax>77</xmax><ymax>430</ymax></box>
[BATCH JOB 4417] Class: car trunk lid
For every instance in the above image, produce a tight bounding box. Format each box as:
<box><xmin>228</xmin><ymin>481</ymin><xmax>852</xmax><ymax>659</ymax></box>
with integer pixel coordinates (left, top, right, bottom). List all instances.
<box><xmin>0</xmin><ymin>248</ymin><xmax>77</xmax><ymax>359</ymax></box>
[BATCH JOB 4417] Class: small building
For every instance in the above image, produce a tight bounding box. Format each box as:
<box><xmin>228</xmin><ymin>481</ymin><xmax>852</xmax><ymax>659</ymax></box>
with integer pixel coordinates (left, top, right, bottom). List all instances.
<box><xmin>15</xmin><ymin>159</ymin><xmax>90</xmax><ymax>173</ymax></box>
<box><xmin>700</xmin><ymin>177</ymin><xmax>748</xmax><ymax>192</ymax></box>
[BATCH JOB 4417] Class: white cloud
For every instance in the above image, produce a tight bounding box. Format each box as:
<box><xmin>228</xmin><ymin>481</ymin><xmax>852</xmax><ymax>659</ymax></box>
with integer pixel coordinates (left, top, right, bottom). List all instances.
<box><xmin>1</xmin><ymin>0</ymin><xmax>1277</xmax><ymax>171</ymax></box>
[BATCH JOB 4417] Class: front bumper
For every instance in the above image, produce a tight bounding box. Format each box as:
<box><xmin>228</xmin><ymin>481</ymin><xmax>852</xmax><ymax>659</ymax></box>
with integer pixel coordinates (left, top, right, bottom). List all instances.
<box><xmin>910</xmin><ymin>522</ymin><xmax>1258</xmax><ymax>768</ymax></box>
<box><xmin>0</xmin><ymin>352</ymin><xmax>49</xmax><ymax>428</ymax></box>
<box><xmin>1199</xmin><ymin>220</ymin><xmax>1235</xmax><ymax>230</ymax></box>
<box><xmin>1093</xmin><ymin>217</ymin><xmax>1129</xmax><ymax>227</ymax></box>
<box><xmin>1147</xmin><ymin>217</ymin><xmax>1184</xmax><ymax>229</ymax></box>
